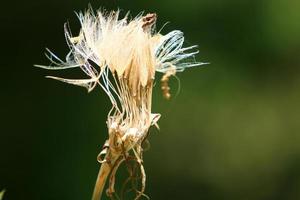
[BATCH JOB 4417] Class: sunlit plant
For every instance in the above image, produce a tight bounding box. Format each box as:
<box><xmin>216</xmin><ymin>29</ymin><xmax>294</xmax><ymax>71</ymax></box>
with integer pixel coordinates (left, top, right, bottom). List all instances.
<box><xmin>36</xmin><ymin>7</ymin><xmax>205</xmax><ymax>200</ymax></box>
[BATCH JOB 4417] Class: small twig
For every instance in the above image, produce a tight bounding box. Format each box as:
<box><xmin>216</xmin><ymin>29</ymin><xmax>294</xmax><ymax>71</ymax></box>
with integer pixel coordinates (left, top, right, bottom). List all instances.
<box><xmin>107</xmin><ymin>157</ymin><xmax>125</xmax><ymax>197</ymax></box>
<box><xmin>132</xmin><ymin>147</ymin><xmax>146</xmax><ymax>200</ymax></box>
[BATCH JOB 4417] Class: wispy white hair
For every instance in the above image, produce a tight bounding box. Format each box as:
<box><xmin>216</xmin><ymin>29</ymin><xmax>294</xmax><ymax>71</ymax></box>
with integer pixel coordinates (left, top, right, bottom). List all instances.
<box><xmin>36</xmin><ymin>8</ymin><xmax>205</xmax><ymax>95</ymax></box>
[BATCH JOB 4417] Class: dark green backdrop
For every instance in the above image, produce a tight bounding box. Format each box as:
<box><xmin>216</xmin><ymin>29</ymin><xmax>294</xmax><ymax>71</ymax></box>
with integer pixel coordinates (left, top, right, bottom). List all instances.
<box><xmin>1</xmin><ymin>0</ymin><xmax>300</xmax><ymax>199</ymax></box>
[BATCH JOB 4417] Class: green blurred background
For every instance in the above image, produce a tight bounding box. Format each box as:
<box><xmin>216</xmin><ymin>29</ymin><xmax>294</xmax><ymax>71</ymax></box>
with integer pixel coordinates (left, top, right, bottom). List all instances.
<box><xmin>1</xmin><ymin>0</ymin><xmax>300</xmax><ymax>199</ymax></box>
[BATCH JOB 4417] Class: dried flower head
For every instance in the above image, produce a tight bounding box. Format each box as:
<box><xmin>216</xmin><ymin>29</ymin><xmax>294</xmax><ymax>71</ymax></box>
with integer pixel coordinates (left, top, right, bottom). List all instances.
<box><xmin>36</xmin><ymin>7</ymin><xmax>205</xmax><ymax>200</ymax></box>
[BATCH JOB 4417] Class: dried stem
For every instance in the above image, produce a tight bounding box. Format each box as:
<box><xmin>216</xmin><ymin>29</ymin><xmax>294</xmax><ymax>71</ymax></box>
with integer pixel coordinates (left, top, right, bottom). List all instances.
<box><xmin>92</xmin><ymin>155</ymin><xmax>119</xmax><ymax>200</ymax></box>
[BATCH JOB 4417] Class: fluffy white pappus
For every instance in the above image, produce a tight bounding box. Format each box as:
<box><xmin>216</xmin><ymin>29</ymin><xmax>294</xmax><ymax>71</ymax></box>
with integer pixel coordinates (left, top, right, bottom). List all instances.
<box><xmin>36</xmin><ymin>8</ymin><xmax>205</xmax><ymax>94</ymax></box>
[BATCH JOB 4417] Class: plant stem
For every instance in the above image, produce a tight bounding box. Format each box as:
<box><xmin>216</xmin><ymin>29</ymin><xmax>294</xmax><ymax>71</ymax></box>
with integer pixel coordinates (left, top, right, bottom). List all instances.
<box><xmin>92</xmin><ymin>154</ymin><xmax>120</xmax><ymax>200</ymax></box>
<box><xmin>92</xmin><ymin>161</ymin><xmax>111</xmax><ymax>200</ymax></box>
